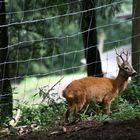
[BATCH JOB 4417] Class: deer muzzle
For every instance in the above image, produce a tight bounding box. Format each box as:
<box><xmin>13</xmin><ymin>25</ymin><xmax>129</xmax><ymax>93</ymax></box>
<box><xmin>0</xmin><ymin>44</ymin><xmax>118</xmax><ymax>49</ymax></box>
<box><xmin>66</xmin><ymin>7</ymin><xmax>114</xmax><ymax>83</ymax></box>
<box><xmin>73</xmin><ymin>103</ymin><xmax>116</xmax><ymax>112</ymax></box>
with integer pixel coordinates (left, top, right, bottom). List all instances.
<box><xmin>131</xmin><ymin>70</ymin><xmax>137</xmax><ymax>77</ymax></box>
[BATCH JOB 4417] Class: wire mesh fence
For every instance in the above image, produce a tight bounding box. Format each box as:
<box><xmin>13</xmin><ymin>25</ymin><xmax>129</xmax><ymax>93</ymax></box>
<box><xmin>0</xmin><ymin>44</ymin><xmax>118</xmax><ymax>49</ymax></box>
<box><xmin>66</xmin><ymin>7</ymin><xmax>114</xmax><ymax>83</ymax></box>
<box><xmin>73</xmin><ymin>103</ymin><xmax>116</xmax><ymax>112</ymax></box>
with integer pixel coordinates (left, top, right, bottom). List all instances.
<box><xmin>0</xmin><ymin>0</ymin><xmax>140</xmax><ymax>127</ymax></box>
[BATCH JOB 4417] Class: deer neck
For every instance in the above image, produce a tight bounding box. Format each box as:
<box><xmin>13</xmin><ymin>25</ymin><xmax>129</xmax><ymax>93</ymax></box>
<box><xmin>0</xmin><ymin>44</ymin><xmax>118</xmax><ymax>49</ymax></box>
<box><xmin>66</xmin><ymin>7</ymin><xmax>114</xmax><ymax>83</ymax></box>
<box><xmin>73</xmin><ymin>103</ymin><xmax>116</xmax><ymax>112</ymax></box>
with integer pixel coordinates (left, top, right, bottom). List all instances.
<box><xmin>115</xmin><ymin>70</ymin><xmax>129</xmax><ymax>93</ymax></box>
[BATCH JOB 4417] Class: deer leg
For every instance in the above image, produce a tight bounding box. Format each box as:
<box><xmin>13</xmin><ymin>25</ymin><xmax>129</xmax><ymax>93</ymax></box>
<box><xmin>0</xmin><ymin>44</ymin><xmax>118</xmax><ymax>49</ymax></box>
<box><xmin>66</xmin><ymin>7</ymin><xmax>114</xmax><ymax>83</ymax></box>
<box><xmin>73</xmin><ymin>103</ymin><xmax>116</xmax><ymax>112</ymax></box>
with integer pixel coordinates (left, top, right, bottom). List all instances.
<box><xmin>64</xmin><ymin>104</ymin><xmax>77</xmax><ymax>125</ymax></box>
<box><xmin>104</xmin><ymin>97</ymin><xmax>112</xmax><ymax>114</ymax></box>
<box><xmin>106</xmin><ymin>102</ymin><xmax>111</xmax><ymax>114</ymax></box>
<box><xmin>67</xmin><ymin>102</ymin><xmax>85</xmax><ymax>125</ymax></box>
<box><xmin>72</xmin><ymin>102</ymin><xmax>85</xmax><ymax>123</ymax></box>
<box><xmin>66</xmin><ymin>93</ymin><xmax>86</xmax><ymax>125</ymax></box>
<box><xmin>65</xmin><ymin>109</ymin><xmax>70</xmax><ymax>123</ymax></box>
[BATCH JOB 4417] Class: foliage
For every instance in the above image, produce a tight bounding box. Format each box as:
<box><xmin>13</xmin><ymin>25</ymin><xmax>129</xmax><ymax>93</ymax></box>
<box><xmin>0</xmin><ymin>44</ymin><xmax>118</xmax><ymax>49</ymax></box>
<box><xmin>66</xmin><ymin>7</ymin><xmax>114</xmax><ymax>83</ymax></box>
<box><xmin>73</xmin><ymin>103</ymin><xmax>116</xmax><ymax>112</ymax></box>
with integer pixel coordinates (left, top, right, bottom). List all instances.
<box><xmin>83</xmin><ymin>82</ymin><xmax>140</xmax><ymax>121</ymax></box>
<box><xmin>121</xmin><ymin>81</ymin><xmax>140</xmax><ymax>104</ymax></box>
<box><xmin>12</xmin><ymin>82</ymin><xmax>140</xmax><ymax>128</ymax></box>
<box><xmin>16</xmin><ymin>102</ymin><xmax>66</xmax><ymax>127</ymax></box>
<box><xmin>6</xmin><ymin>0</ymin><xmax>132</xmax><ymax>78</ymax></box>
<box><xmin>7</xmin><ymin>0</ymin><xmax>84</xmax><ymax>77</ymax></box>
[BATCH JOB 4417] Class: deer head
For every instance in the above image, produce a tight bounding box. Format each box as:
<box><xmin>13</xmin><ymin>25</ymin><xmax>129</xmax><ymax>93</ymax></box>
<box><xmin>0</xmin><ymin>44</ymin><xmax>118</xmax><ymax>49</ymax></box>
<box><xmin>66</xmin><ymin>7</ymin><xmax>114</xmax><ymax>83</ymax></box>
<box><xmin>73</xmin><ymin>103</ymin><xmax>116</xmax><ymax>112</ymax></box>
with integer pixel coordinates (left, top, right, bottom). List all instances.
<box><xmin>115</xmin><ymin>49</ymin><xmax>137</xmax><ymax>77</ymax></box>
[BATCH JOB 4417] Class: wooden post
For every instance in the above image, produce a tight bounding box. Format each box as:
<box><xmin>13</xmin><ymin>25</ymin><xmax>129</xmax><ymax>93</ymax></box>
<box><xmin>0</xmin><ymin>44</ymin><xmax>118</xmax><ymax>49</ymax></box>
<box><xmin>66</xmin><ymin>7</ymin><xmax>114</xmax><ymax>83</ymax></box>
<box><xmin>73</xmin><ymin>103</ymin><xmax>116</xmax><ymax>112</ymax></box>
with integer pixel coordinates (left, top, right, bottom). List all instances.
<box><xmin>81</xmin><ymin>0</ymin><xmax>103</xmax><ymax>77</ymax></box>
<box><xmin>132</xmin><ymin>0</ymin><xmax>140</xmax><ymax>84</ymax></box>
<box><xmin>0</xmin><ymin>0</ymin><xmax>12</xmax><ymax>122</ymax></box>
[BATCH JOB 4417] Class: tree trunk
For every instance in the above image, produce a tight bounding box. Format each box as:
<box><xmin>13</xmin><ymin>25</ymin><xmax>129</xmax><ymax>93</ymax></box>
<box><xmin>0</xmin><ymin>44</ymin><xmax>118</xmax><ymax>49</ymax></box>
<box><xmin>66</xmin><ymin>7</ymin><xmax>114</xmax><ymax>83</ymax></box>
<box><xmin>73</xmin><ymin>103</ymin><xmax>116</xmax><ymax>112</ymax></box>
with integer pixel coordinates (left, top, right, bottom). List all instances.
<box><xmin>132</xmin><ymin>0</ymin><xmax>140</xmax><ymax>84</ymax></box>
<box><xmin>81</xmin><ymin>0</ymin><xmax>103</xmax><ymax>77</ymax></box>
<box><xmin>0</xmin><ymin>0</ymin><xmax>12</xmax><ymax>121</ymax></box>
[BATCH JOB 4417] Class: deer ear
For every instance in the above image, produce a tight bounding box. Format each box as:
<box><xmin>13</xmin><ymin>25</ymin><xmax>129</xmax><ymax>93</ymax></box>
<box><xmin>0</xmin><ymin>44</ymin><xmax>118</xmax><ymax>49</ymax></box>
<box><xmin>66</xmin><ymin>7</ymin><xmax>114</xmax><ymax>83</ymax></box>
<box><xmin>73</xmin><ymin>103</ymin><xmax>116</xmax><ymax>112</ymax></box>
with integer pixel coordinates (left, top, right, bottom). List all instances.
<box><xmin>127</xmin><ymin>53</ymin><xmax>131</xmax><ymax>62</ymax></box>
<box><xmin>116</xmin><ymin>56</ymin><xmax>122</xmax><ymax>67</ymax></box>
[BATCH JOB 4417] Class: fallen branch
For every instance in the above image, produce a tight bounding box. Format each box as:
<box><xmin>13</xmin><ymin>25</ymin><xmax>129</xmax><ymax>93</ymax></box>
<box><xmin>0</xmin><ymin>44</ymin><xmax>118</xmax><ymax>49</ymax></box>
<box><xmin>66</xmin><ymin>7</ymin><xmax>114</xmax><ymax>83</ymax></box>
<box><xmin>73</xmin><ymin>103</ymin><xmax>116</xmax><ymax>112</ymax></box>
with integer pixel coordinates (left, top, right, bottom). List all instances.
<box><xmin>35</xmin><ymin>76</ymin><xmax>64</xmax><ymax>103</ymax></box>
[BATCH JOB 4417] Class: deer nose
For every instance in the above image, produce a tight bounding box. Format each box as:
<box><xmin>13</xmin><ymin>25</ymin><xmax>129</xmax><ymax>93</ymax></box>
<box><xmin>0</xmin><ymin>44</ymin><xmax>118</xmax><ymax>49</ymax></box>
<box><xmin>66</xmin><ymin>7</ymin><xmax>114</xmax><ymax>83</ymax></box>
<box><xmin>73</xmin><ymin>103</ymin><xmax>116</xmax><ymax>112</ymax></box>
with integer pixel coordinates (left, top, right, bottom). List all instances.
<box><xmin>132</xmin><ymin>71</ymin><xmax>137</xmax><ymax>77</ymax></box>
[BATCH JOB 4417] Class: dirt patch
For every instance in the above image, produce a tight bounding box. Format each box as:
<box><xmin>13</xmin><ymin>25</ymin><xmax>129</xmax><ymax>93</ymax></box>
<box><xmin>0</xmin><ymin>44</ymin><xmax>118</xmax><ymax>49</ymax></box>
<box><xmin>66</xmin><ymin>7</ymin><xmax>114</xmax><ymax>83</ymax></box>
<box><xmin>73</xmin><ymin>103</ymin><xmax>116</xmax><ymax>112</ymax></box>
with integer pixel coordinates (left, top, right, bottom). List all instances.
<box><xmin>1</xmin><ymin>117</ymin><xmax>140</xmax><ymax>140</ymax></box>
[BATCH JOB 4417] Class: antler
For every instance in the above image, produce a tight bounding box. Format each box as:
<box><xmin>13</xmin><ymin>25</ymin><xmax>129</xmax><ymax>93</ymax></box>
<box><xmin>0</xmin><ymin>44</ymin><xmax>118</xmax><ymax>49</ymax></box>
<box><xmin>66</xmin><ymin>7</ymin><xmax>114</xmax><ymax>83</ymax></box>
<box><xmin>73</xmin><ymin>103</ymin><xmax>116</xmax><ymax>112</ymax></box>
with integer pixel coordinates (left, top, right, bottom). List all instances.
<box><xmin>122</xmin><ymin>49</ymin><xmax>129</xmax><ymax>61</ymax></box>
<box><xmin>115</xmin><ymin>48</ymin><xmax>129</xmax><ymax>62</ymax></box>
<box><xmin>115</xmin><ymin>48</ymin><xmax>125</xmax><ymax>62</ymax></box>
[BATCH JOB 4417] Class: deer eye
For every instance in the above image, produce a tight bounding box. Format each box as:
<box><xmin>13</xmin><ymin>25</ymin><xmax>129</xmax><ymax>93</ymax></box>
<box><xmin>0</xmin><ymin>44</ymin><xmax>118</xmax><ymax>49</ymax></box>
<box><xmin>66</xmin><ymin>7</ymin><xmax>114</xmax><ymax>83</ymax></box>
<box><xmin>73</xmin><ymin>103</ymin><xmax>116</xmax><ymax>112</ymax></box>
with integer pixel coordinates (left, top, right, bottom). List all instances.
<box><xmin>124</xmin><ymin>67</ymin><xmax>129</xmax><ymax>70</ymax></box>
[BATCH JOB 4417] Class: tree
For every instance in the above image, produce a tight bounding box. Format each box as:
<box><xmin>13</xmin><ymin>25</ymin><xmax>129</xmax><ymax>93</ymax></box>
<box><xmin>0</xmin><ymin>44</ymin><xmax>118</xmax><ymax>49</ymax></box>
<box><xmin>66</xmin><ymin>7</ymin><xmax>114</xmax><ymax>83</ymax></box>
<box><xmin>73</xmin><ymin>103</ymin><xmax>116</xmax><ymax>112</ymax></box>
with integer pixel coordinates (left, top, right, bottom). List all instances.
<box><xmin>132</xmin><ymin>0</ymin><xmax>140</xmax><ymax>84</ymax></box>
<box><xmin>0</xmin><ymin>0</ymin><xmax>12</xmax><ymax>121</ymax></box>
<box><xmin>6</xmin><ymin>0</ymin><xmax>122</xmax><ymax>77</ymax></box>
<box><xmin>81</xmin><ymin>0</ymin><xmax>103</xmax><ymax>77</ymax></box>
<box><xmin>7</xmin><ymin>0</ymin><xmax>84</xmax><ymax>76</ymax></box>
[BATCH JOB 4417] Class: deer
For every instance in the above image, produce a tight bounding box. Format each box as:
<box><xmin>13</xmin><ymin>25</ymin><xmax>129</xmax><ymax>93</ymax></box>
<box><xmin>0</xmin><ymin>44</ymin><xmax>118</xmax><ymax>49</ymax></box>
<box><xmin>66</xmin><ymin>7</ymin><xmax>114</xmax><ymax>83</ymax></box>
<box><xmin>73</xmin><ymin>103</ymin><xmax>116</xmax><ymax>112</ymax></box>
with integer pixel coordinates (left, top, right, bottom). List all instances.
<box><xmin>63</xmin><ymin>49</ymin><xmax>137</xmax><ymax>124</ymax></box>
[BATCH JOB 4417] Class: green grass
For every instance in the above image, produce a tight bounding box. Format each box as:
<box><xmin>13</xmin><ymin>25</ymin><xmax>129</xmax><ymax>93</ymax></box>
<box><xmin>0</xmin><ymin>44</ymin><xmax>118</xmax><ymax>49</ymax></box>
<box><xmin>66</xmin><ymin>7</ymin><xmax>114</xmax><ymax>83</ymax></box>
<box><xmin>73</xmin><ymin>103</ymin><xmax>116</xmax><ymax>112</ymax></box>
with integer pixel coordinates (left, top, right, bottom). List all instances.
<box><xmin>15</xmin><ymin>94</ymin><xmax>140</xmax><ymax>128</ymax></box>
<box><xmin>12</xmin><ymin>75</ymin><xmax>140</xmax><ymax>129</ymax></box>
<box><xmin>13</xmin><ymin>73</ymin><xmax>86</xmax><ymax>105</ymax></box>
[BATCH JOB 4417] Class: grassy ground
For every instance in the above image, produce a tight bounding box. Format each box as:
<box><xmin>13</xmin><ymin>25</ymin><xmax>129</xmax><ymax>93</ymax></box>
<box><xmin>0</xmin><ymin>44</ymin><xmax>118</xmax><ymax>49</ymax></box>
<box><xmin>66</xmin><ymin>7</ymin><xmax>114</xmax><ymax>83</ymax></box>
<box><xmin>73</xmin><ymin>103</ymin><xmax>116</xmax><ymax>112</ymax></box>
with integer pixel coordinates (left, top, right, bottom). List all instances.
<box><xmin>11</xmin><ymin>74</ymin><xmax>140</xmax><ymax>129</ymax></box>
<box><xmin>13</xmin><ymin>73</ymin><xmax>86</xmax><ymax>105</ymax></box>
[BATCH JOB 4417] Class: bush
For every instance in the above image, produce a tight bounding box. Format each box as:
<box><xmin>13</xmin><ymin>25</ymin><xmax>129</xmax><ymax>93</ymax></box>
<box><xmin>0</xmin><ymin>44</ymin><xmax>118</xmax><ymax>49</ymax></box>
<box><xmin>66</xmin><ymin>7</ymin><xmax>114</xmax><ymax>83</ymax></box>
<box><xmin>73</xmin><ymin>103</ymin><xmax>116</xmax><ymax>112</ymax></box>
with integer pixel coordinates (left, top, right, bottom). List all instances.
<box><xmin>17</xmin><ymin>102</ymin><xmax>66</xmax><ymax>127</ymax></box>
<box><xmin>121</xmin><ymin>81</ymin><xmax>140</xmax><ymax>104</ymax></box>
<box><xmin>13</xmin><ymin>82</ymin><xmax>140</xmax><ymax>128</ymax></box>
<box><xmin>80</xmin><ymin>81</ymin><xmax>140</xmax><ymax>122</ymax></box>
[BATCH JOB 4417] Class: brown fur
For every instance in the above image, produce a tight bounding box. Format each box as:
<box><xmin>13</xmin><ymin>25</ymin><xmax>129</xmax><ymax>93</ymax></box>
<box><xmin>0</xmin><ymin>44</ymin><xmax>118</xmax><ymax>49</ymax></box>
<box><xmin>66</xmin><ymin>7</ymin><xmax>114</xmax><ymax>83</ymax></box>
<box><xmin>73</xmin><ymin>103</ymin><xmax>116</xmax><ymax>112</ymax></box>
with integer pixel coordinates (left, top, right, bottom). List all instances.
<box><xmin>63</xmin><ymin>50</ymin><xmax>136</xmax><ymax>123</ymax></box>
<box><xmin>63</xmin><ymin>76</ymin><xmax>127</xmax><ymax>115</ymax></box>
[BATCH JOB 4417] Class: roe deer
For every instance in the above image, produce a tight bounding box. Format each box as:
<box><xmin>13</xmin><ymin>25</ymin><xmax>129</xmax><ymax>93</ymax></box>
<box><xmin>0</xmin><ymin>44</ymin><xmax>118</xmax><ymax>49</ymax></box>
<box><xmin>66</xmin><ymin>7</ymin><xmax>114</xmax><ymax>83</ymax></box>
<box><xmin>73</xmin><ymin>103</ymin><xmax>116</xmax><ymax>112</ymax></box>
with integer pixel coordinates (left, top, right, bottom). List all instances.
<box><xmin>63</xmin><ymin>49</ymin><xmax>137</xmax><ymax>123</ymax></box>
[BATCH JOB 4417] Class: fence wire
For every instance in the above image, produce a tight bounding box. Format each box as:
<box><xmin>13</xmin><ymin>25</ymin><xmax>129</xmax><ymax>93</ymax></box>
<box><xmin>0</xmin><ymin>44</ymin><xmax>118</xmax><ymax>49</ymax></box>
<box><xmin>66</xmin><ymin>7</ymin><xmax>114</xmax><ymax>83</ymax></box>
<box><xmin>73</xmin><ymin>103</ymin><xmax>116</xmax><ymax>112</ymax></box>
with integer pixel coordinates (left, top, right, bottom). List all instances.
<box><xmin>0</xmin><ymin>0</ymin><xmax>139</xmax><ymax>117</ymax></box>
